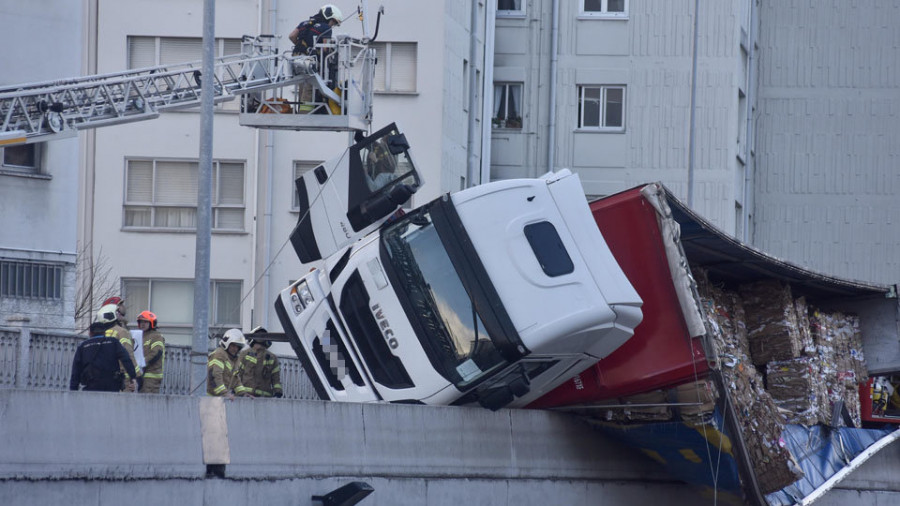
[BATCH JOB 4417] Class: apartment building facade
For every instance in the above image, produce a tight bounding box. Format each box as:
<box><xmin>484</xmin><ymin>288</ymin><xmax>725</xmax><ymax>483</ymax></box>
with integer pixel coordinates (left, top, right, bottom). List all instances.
<box><xmin>0</xmin><ymin>2</ymin><xmax>83</xmax><ymax>331</ymax></box>
<box><xmin>79</xmin><ymin>0</ymin><xmax>490</xmax><ymax>344</ymax></box>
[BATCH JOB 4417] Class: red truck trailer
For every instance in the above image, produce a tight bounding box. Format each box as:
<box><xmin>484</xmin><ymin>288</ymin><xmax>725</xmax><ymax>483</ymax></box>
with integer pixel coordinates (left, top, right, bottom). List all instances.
<box><xmin>531</xmin><ymin>183</ymin><xmax>900</xmax><ymax>506</ymax></box>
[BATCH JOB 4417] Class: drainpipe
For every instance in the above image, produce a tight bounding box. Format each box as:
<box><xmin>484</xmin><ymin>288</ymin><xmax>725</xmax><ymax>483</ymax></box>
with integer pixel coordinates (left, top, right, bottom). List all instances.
<box><xmin>547</xmin><ymin>0</ymin><xmax>559</xmax><ymax>173</ymax></box>
<box><xmin>260</xmin><ymin>0</ymin><xmax>278</xmax><ymax>328</ymax></box>
<box><xmin>743</xmin><ymin>0</ymin><xmax>756</xmax><ymax>243</ymax></box>
<box><xmin>466</xmin><ymin>0</ymin><xmax>481</xmax><ymax>188</ymax></box>
<box><xmin>479</xmin><ymin>0</ymin><xmax>496</xmax><ymax>185</ymax></box>
<box><xmin>687</xmin><ymin>0</ymin><xmax>700</xmax><ymax>207</ymax></box>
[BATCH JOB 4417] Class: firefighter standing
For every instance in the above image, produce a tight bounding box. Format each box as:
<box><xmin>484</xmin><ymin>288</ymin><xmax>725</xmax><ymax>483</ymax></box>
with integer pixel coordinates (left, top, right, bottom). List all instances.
<box><xmin>289</xmin><ymin>4</ymin><xmax>342</xmax><ymax>56</ymax></box>
<box><xmin>99</xmin><ymin>300</ymin><xmax>142</xmax><ymax>392</ymax></box>
<box><xmin>237</xmin><ymin>327</ymin><xmax>284</xmax><ymax>398</ymax></box>
<box><xmin>207</xmin><ymin>329</ymin><xmax>249</xmax><ymax>399</ymax></box>
<box><xmin>136</xmin><ymin>310</ymin><xmax>165</xmax><ymax>394</ymax></box>
<box><xmin>70</xmin><ymin>321</ymin><xmax>138</xmax><ymax>392</ymax></box>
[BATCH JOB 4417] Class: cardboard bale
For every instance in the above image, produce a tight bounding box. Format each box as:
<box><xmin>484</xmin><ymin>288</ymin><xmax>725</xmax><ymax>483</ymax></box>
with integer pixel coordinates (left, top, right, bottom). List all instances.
<box><xmin>766</xmin><ymin>357</ymin><xmax>820</xmax><ymax>425</ymax></box>
<box><xmin>740</xmin><ymin>280</ymin><xmax>803</xmax><ymax>366</ymax></box>
<box><xmin>621</xmin><ymin>390</ymin><xmax>672</xmax><ymax>422</ymax></box>
<box><xmin>673</xmin><ymin>379</ymin><xmax>717</xmax><ymax>422</ymax></box>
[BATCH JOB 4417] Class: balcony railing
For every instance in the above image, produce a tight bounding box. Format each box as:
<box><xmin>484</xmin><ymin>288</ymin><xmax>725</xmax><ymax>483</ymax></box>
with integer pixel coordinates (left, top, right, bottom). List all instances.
<box><xmin>0</xmin><ymin>326</ymin><xmax>319</xmax><ymax>399</ymax></box>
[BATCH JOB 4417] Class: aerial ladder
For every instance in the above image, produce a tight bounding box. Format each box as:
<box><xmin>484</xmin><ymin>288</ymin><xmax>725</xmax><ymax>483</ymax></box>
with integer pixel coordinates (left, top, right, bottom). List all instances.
<box><xmin>0</xmin><ymin>8</ymin><xmax>381</xmax><ymax>147</ymax></box>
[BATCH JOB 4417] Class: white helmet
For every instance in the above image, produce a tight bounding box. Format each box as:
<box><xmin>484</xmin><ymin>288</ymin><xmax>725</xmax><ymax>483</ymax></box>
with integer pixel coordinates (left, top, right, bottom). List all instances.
<box><xmin>96</xmin><ymin>304</ymin><xmax>119</xmax><ymax>325</ymax></box>
<box><xmin>321</xmin><ymin>4</ymin><xmax>342</xmax><ymax>25</ymax></box>
<box><xmin>221</xmin><ymin>328</ymin><xmax>247</xmax><ymax>349</ymax></box>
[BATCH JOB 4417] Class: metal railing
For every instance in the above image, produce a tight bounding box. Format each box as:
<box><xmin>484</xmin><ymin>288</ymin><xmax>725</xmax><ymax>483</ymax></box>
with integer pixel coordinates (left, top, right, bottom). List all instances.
<box><xmin>0</xmin><ymin>326</ymin><xmax>319</xmax><ymax>399</ymax></box>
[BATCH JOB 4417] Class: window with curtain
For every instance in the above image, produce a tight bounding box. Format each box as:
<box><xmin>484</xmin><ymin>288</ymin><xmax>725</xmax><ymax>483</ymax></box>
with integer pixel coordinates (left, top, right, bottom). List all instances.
<box><xmin>122</xmin><ymin>278</ymin><xmax>242</xmax><ymax>346</ymax></box>
<box><xmin>124</xmin><ymin>158</ymin><xmax>245</xmax><ymax>231</ymax></box>
<box><xmin>1</xmin><ymin>144</ymin><xmax>42</xmax><ymax>175</ymax></box>
<box><xmin>292</xmin><ymin>160</ymin><xmax>323</xmax><ymax>210</ymax></box>
<box><xmin>371</xmin><ymin>42</ymin><xmax>417</xmax><ymax>93</ymax></box>
<box><xmin>492</xmin><ymin>83</ymin><xmax>523</xmax><ymax>129</ymax></box>
<box><xmin>581</xmin><ymin>0</ymin><xmax>629</xmax><ymax>17</ymax></box>
<box><xmin>577</xmin><ymin>85</ymin><xmax>625</xmax><ymax>130</ymax></box>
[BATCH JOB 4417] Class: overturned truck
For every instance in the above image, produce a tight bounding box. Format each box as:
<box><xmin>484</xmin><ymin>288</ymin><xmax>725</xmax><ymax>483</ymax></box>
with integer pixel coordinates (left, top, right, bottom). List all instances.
<box><xmin>276</xmin><ymin>126</ymin><xmax>900</xmax><ymax>505</ymax></box>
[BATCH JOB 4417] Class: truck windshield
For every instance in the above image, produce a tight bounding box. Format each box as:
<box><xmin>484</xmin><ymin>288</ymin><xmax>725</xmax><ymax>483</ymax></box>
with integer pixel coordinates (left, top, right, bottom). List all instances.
<box><xmin>381</xmin><ymin>207</ymin><xmax>508</xmax><ymax>389</ymax></box>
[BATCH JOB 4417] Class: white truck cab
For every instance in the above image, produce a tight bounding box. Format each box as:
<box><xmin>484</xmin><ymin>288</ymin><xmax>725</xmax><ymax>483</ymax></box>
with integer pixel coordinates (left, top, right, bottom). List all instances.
<box><xmin>276</xmin><ymin>126</ymin><xmax>642</xmax><ymax>410</ymax></box>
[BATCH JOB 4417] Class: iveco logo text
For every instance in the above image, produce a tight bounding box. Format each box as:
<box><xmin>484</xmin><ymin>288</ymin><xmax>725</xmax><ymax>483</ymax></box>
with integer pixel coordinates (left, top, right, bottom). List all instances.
<box><xmin>371</xmin><ymin>303</ymin><xmax>398</xmax><ymax>349</ymax></box>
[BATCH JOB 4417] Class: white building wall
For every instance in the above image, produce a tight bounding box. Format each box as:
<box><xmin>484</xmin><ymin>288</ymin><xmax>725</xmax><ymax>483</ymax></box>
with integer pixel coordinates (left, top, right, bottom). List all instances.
<box><xmin>753</xmin><ymin>0</ymin><xmax>900</xmax><ymax>284</ymax></box>
<box><xmin>491</xmin><ymin>0</ymin><xmax>754</xmax><ymax>234</ymax></box>
<box><xmin>0</xmin><ymin>1</ymin><xmax>82</xmax><ymax>331</ymax></box>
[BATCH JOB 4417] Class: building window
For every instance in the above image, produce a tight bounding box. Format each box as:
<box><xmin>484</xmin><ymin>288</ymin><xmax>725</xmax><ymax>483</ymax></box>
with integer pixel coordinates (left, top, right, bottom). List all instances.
<box><xmin>371</xmin><ymin>42</ymin><xmax>417</xmax><ymax>93</ymax></box>
<box><xmin>1</xmin><ymin>144</ymin><xmax>42</xmax><ymax>174</ymax></box>
<box><xmin>292</xmin><ymin>160</ymin><xmax>323</xmax><ymax>210</ymax></box>
<box><xmin>493</xmin><ymin>83</ymin><xmax>523</xmax><ymax>129</ymax></box>
<box><xmin>577</xmin><ymin>85</ymin><xmax>625</xmax><ymax>130</ymax></box>
<box><xmin>497</xmin><ymin>0</ymin><xmax>525</xmax><ymax>17</ymax></box>
<box><xmin>127</xmin><ymin>36</ymin><xmax>242</xmax><ymax>69</ymax></box>
<box><xmin>581</xmin><ymin>0</ymin><xmax>629</xmax><ymax>17</ymax></box>
<box><xmin>127</xmin><ymin>36</ymin><xmax>243</xmax><ymax>110</ymax></box>
<box><xmin>122</xmin><ymin>278</ymin><xmax>241</xmax><ymax>346</ymax></box>
<box><xmin>124</xmin><ymin>158</ymin><xmax>245</xmax><ymax>231</ymax></box>
<box><xmin>0</xmin><ymin>259</ymin><xmax>63</xmax><ymax>300</ymax></box>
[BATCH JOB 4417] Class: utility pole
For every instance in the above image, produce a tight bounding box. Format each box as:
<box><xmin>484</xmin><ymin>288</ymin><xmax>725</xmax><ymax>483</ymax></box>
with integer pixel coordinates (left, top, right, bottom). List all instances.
<box><xmin>191</xmin><ymin>0</ymin><xmax>215</xmax><ymax>396</ymax></box>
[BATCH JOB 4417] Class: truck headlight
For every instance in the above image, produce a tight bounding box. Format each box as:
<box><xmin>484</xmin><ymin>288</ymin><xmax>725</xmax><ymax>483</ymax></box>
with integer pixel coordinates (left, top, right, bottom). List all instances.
<box><xmin>291</xmin><ymin>281</ymin><xmax>315</xmax><ymax>313</ymax></box>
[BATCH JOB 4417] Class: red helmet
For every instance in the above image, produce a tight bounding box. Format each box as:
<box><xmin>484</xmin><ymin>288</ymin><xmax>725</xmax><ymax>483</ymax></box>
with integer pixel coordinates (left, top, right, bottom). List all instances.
<box><xmin>103</xmin><ymin>296</ymin><xmax>124</xmax><ymax>306</ymax></box>
<box><xmin>136</xmin><ymin>310</ymin><xmax>158</xmax><ymax>329</ymax></box>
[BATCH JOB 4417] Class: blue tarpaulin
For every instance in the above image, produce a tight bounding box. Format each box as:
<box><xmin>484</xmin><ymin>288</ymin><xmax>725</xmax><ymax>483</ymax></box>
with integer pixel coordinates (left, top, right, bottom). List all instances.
<box><xmin>593</xmin><ymin>409</ymin><xmax>896</xmax><ymax>505</ymax></box>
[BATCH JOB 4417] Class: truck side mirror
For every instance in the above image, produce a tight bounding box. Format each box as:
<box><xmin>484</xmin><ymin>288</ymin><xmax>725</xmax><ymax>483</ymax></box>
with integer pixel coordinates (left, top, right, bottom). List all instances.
<box><xmin>478</xmin><ymin>387</ymin><xmax>514</xmax><ymax>411</ymax></box>
<box><xmin>509</xmin><ymin>373</ymin><xmax>530</xmax><ymax>398</ymax></box>
<box><xmin>386</xmin><ymin>133</ymin><xmax>409</xmax><ymax>154</ymax></box>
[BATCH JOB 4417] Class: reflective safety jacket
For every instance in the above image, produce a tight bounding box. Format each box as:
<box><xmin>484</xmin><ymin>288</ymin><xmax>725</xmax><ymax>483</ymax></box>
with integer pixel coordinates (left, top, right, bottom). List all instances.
<box><xmin>238</xmin><ymin>347</ymin><xmax>283</xmax><ymax>397</ymax></box>
<box><xmin>141</xmin><ymin>329</ymin><xmax>166</xmax><ymax>380</ymax></box>
<box><xmin>207</xmin><ymin>347</ymin><xmax>244</xmax><ymax>396</ymax></box>
<box><xmin>106</xmin><ymin>324</ymin><xmax>141</xmax><ymax>380</ymax></box>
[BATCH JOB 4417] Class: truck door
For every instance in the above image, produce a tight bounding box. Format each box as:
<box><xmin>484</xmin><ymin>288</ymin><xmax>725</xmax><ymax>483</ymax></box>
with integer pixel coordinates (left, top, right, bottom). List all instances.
<box><xmin>289</xmin><ymin>122</ymin><xmax>423</xmax><ymax>263</ymax></box>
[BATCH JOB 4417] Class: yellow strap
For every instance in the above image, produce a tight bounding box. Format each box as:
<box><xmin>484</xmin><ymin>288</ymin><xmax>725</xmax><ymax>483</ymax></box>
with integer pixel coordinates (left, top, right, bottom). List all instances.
<box><xmin>144</xmin><ymin>372</ymin><xmax>164</xmax><ymax>379</ymax></box>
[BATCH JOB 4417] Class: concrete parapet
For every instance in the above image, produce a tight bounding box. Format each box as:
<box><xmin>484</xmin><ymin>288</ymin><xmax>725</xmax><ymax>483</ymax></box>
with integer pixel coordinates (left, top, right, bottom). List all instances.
<box><xmin>0</xmin><ymin>389</ymin><xmax>659</xmax><ymax>483</ymax></box>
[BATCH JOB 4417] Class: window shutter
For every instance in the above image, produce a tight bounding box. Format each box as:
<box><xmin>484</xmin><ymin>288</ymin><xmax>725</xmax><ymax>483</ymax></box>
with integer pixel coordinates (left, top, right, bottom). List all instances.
<box><xmin>155</xmin><ymin>161</ymin><xmax>198</xmax><ymax>204</ymax></box>
<box><xmin>160</xmin><ymin>37</ymin><xmax>202</xmax><ymax>65</ymax></box>
<box><xmin>391</xmin><ymin>43</ymin><xmax>417</xmax><ymax>92</ymax></box>
<box><xmin>126</xmin><ymin>160</ymin><xmax>154</xmax><ymax>203</ymax></box>
<box><xmin>128</xmin><ymin>36</ymin><xmax>156</xmax><ymax>69</ymax></box>
<box><xmin>221</xmin><ymin>38</ymin><xmax>242</xmax><ymax>56</ymax></box>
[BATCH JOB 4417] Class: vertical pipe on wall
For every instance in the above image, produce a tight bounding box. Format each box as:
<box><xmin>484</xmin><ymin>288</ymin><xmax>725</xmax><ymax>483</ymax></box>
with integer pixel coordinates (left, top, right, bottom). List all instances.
<box><xmin>743</xmin><ymin>0</ymin><xmax>756</xmax><ymax>243</ymax></box>
<box><xmin>466</xmin><ymin>0</ymin><xmax>481</xmax><ymax>188</ymax></box>
<box><xmin>547</xmin><ymin>0</ymin><xmax>560</xmax><ymax>173</ymax></box>
<box><xmin>687</xmin><ymin>0</ymin><xmax>700</xmax><ymax>207</ymax></box>
<box><xmin>261</xmin><ymin>0</ymin><xmax>278</xmax><ymax>329</ymax></box>
<box><xmin>479</xmin><ymin>0</ymin><xmax>496</xmax><ymax>185</ymax></box>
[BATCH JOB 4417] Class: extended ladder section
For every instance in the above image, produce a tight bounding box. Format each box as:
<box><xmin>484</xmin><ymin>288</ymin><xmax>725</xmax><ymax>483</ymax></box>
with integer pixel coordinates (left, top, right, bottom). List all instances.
<box><xmin>0</xmin><ymin>35</ymin><xmax>375</xmax><ymax>145</ymax></box>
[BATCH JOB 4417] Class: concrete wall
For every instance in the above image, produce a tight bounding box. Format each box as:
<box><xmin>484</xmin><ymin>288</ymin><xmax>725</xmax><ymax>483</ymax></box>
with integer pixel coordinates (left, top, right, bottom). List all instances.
<box><xmin>0</xmin><ymin>389</ymin><xmax>712</xmax><ymax>505</ymax></box>
<box><xmin>2</xmin><ymin>389</ymin><xmax>898</xmax><ymax>505</ymax></box>
<box><xmin>753</xmin><ymin>0</ymin><xmax>900</xmax><ymax>283</ymax></box>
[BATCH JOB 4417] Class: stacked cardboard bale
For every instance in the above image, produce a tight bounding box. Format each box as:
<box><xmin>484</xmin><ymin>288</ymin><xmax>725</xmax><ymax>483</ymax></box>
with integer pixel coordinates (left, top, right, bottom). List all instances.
<box><xmin>809</xmin><ymin>309</ymin><xmax>867</xmax><ymax>427</ymax></box>
<box><xmin>739</xmin><ymin>280</ymin><xmax>804</xmax><ymax>366</ymax></box>
<box><xmin>695</xmin><ymin>272</ymin><xmax>803</xmax><ymax>493</ymax></box>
